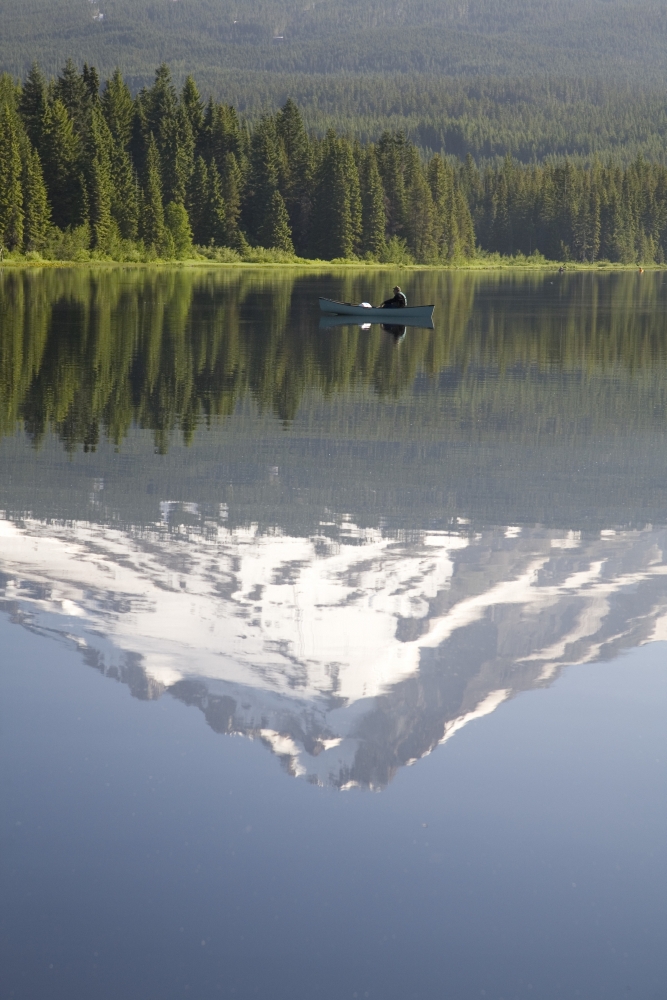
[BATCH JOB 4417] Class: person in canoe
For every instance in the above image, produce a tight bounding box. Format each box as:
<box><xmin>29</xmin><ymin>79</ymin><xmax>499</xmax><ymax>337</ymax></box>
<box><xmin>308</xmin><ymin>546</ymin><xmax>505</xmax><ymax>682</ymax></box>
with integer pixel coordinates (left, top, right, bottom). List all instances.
<box><xmin>381</xmin><ymin>285</ymin><xmax>407</xmax><ymax>309</ymax></box>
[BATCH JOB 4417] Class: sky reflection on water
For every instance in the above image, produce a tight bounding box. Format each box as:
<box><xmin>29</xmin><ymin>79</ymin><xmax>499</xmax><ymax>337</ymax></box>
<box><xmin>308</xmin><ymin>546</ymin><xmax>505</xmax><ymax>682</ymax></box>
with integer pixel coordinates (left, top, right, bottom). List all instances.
<box><xmin>1</xmin><ymin>269</ymin><xmax>667</xmax><ymax>1000</ymax></box>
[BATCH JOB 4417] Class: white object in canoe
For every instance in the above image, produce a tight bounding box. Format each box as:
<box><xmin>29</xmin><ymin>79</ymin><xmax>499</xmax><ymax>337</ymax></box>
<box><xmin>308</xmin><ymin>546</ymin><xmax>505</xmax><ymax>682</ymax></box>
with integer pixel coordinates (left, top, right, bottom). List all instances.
<box><xmin>319</xmin><ymin>297</ymin><xmax>435</xmax><ymax>324</ymax></box>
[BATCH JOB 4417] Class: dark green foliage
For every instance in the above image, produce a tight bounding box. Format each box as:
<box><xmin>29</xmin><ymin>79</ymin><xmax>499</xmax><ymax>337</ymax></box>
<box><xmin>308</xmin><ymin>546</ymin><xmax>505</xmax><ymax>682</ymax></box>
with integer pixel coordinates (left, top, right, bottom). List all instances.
<box><xmin>188</xmin><ymin>156</ymin><xmax>210</xmax><ymax>245</ymax></box>
<box><xmin>206</xmin><ymin>162</ymin><xmax>228</xmax><ymax>247</ymax></box>
<box><xmin>164</xmin><ymin>201</ymin><xmax>193</xmax><ymax>258</ymax></box>
<box><xmin>0</xmin><ymin>104</ymin><xmax>24</xmax><ymax>250</ymax></box>
<box><xmin>310</xmin><ymin>132</ymin><xmax>361</xmax><ymax>259</ymax></box>
<box><xmin>260</xmin><ymin>190</ymin><xmax>294</xmax><ymax>253</ymax></box>
<box><xmin>359</xmin><ymin>146</ymin><xmax>386</xmax><ymax>258</ymax></box>
<box><xmin>5</xmin><ymin>0</ymin><xmax>667</xmax><ymax>87</ymax></box>
<box><xmin>109</xmin><ymin>142</ymin><xmax>139</xmax><ymax>241</ymax></box>
<box><xmin>101</xmin><ymin>69</ymin><xmax>134</xmax><ymax>150</ymax></box>
<box><xmin>276</xmin><ymin>98</ymin><xmax>311</xmax><ymax>253</ymax></box>
<box><xmin>53</xmin><ymin>58</ymin><xmax>92</xmax><ymax>133</ymax></box>
<box><xmin>140</xmin><ymin>133</ymin><xmax>165</xmax><ymax>250</ymax></box>
<box><xmin>18</xmin><ymin>63</ymin><xmax>47</xmax><ymax>151</ymax></box>
<box><xmin>86</xmin><ymin>108</ymin><xmax>114</xmax><ymax>251</ymax></box>
<box><xmin>220</xmin><ymin>153</ymin><xmax>247</xmax><ymax>252</ymax></box>
<box><xmin>244</xmin><ymin>116</ymin><xmax>281</xmax><ymax>244</ymax></box>
<box><xmin>22</xmin><ymin>146</ymin><xmax>50</xmax><ymax>250</ymax></box>
<box><xmin>376</xmin><ymin>132</ymin><xmax>408</xmax><ymax>240</ymax></box>
<box><xmin>16</xmin><ymin>59</ymin><xmax>667</xmax><ymax>264</ymax></box>
<box><xmin>40</xmin><ymin>97</ymin><xmax>82</xmax><ymax>229</ymax></box>
<box><xmin>181</xmin><ymin>76</ymin><xmax>204</xmax><ymax>147</ymax></box>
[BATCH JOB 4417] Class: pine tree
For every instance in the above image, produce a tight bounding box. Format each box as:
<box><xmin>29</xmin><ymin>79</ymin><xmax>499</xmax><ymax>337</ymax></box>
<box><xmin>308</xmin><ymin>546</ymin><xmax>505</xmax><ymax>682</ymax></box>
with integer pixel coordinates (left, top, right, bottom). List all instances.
<box><xmin>162</xmin><ymin>105</ymin><xmax>194</xmax><ymax>205</ymax></box>
<box><xmin>207</xmin><ymin>161</ymin><xmax>227</xmax><ymax>246</ymax></box>
<box><xmin>376</xmin><ymin>131</ymin><xmax>408</xmax><ymax>238</ymax></box>
<box><xmin>244</xmin><ymin>116</ymin><xmax>280</xmax><ymax>244</ymax></box>
<box><xmin>18</xmin><ymin>63</ymin><xmax>47</xmax><ymax>152</ymax></box>
<box><xmin>360</xmin><ymin>146</ymin><xmax>386</xmax><ymax>257</ymax></box>
<box><xmin>164</xmin><ymin>201</ymin><xmax>193</xmax><ymax>258</ymax></box>
<box><xmin>53</xmin><ymin>59</ymin><xmax>91</xmax><ymax>133</ymax></box>
<box><xmin>188</xmin><ymin>155</ymin><xmax>210</xmax><ymax>244</ymax></box>
<box><xmin>22</xmin><ymin>145</ymin><xmax>50</xmax><ymax>251</ymax></box>
<box><xmin>220</xmin><ymin>153</ymin><xmax>247</xmax><ymax>251</ymax></box>
<box><xmin>276</xmin><ymin>98</ymin><xmax>311</xmax><ymax>253</ymax></box>
<box><xmin>206</xmin><ymin>102</ymin><xmax>246</xmax><ymax>170</ymax></box>
<box><xmin>141</xmin><ymin>134</ymin><xmax>165</xmax><ymax>250</ymax></box>
<box><xmin>404</xmin><ymin>157</ymin><xmax>437</xmax><ymax>262</ymax></box>
<box><xmin>0</xmin><ymin>105</ymin><xmax>24</xmax><ymax>250</ymax></box>
<box><xmin>86</xmin><ymin>109</ymin><xmax>114</xmax><ymax>252</ymax></box>
<box><xmin>110</xmin><ymin>143</ymin><xmax>139</xmax><ymax>241</ymax></box>
<box><xmin>258</xmin><ymin>190</ymin><xmax>294</xmax><ymax>253</ymax></box>
<box><xmin>101</xmin><ymin>69</ymin><xmax>134</xmax><ymax>150</ymax></box>
<box><xmin>82</xmin><ymin>64</ymin><xmax>100</xmax><ymax>105</ymax></box>
<box><xmin>453</xmin><ymin>182</ymin><xmax>475</xmax><ymax>258</ymax></box>
<box><xmin>310</xmin><ymin>132</ymin><xmax>361</xmax><ymax>259</ymax></box>
<box><xmin>428</xmin><ymin>154</ymin><xmax>474</xmax><ymax>260</ymax></box>
<box><xmin>181</xmin><ymin>76</ymin><xmax>203</xmax><ymax>147</ymax></box>
<box><xmin>41</xmin><ymin>98</ymin><xmax>81</xmax><ymax>229</ymax></box>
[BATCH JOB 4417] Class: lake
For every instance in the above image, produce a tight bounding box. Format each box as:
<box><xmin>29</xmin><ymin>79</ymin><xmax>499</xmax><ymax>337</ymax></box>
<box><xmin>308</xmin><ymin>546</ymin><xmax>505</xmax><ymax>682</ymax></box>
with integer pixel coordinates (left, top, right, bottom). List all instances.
<box><xmin>1</xmin><ymin>267</ymin><xmax>667</xmax><ymax>1000</ymax></box>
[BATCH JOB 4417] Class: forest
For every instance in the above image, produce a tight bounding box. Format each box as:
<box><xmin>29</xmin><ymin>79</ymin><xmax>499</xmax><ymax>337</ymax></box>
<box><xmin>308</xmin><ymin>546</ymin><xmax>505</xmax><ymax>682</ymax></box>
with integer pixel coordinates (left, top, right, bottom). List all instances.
<box><xmin>5</xmin><ymin>1</ymin><xmax>667</xmax><ymax>164</ymax></box>
<box><xmin>4</xmin><ymin>62</ymin><xmax>667</xmax><ymax>264</ymax></box>
<box><xmin>3</xmin><ymin>0</ymin><xmax>667</xmax><ymax>84</ymax></box>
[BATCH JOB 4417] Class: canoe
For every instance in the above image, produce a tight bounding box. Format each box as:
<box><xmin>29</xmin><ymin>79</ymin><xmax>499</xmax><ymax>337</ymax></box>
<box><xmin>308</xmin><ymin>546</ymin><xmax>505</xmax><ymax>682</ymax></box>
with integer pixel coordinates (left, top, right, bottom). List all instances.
<box><xmin>319</xmin><ymin>297</ymin><xmax>435</xmax><ymax>324</ymax></box>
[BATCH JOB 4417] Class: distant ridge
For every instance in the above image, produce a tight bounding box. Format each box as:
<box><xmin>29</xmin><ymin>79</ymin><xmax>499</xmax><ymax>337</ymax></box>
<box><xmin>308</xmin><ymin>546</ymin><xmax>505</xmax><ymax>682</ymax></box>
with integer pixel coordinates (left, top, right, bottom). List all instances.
<box><xmin>2</xmin><ymin>0</ymin><xmax>667</xmax><ymax>84</ymax></box>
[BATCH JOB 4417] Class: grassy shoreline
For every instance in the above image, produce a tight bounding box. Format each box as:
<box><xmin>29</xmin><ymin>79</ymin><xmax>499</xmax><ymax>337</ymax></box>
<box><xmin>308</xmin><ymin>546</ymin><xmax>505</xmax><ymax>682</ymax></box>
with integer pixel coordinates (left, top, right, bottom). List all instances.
<box><xmin>0</xmin><ymin>255</ymin><xmax>663</xmax><ymax>271</ymax></box>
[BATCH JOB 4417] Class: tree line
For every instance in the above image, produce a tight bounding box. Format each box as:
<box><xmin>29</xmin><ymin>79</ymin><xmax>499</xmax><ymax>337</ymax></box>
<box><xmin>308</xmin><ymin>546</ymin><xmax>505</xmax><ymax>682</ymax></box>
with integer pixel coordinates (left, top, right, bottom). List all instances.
<box><xmin>3</xmin><ymin>62</ymin><xmax>667</xmax><ymax>264</ymax></box>
<box><xmin>0</xmin><ymin>62</ymin><xmax>474</xmax><ymax>264</ymax></box>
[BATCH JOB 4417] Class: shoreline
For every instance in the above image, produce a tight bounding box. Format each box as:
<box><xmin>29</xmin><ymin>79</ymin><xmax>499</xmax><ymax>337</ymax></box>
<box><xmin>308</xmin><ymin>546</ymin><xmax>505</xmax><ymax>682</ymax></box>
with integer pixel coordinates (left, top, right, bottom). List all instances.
<box><xmin>0</xmin><ymin>257</ymin><xmax>663</xmax><ymax>272</ymax></box>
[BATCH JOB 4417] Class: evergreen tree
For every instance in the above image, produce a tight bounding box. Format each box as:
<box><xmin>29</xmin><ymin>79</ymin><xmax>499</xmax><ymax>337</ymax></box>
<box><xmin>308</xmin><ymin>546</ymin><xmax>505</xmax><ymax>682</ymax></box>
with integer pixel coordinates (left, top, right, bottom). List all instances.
<box><xmin>181</xmin><ymin>76</ymin><xmax>203</xmax><ymax>147</ymax></box>
<box><xmin>82</xmin><ymin>64</ymin><xmax>100</xmax><ymax>105</ymax></box>
<box><xmin>220</xmin><ymin>153</ymin><xmax>247</xmax><ymax>251</ymax></box>
<box><xmin>360</xmin><ymin>146</ymin><xmax>386</xmax><ymax>257</ymax></box>
<box><xmin>276</xmin><ymin>98</ymin><xmax>311</xmax><ymax>253</ymax></box>
<box><xmin>258</xmin><ymin>190</ymin><xmax>294</xmax><ymax>253</ymax></box>
<box><xmin>141</xmin><ymin>134</ymin><xmax>165</xmax><ymax>250</ymax></box>
<box><xmin>244</xmin><ymin>116</ymin><xmax>280</xmax><ymax>244</ymax></box>
<box><xmin>310</xmin><ymin>132</ymin><xmax>361</xmax><ymax>259</ymax></box>
<box><xmin>22</xmin><ymin>145</ymin><xmax>50</xmax><ymax>251</ymax></box>
<box><xmin>376</xmin><ymin>131</ymin><xmax>408</xmax><ymax>238</ymax></box>
<box><xmin>206</xmin><ymin>161</ymin><xmax>227</xmax><ymax>246</ymax></box>
<box><xmin>0</xmin><ymin>105</ymin><xmax>24</xmax><ymax>250</ymax></box>
<box><xmin>86</xmin><ymin>109</ymin><xmax>114</xmax><ymax>251</ymax></box>
<box><xmin>110</xmin><ymin>143</ymin><xmax>139</xmax><ymax>241</ymax></box>
<box><xmin>162</xmin><ymin>105</ymin><xmax>194</xmax><ymax>205</ymax></box>
<box><xmin>164</xmin><ymin>201</ymin><xmax>193</xmax><ymax>258</ymax></box>
<box><xmin>18</xmin><ymin>63</ymin><xmax>47</xmax><ymax>152</ymax></box>
<box><xmin>101</xmin><ymin>69</ymin><xmax>134</xmax><ymax>150</ymax></box>
<box><xmin>53</xmin><ymin>59</ymin><xmax>91</xmax><ymax>133</ymax></box>
<box><xmin>41</xmin><ymin>98</ymin><xmax>81</xmax><ymax>229</ymax></box>
<box><xmin>188</xmin><ymin>155</ymin><xmax>210</xmax><ymax>244</ymax></box>
<box><xmin>205</xmin><ymin>102</ymin><xmax>246</xmax><ymax>170</ymax></box>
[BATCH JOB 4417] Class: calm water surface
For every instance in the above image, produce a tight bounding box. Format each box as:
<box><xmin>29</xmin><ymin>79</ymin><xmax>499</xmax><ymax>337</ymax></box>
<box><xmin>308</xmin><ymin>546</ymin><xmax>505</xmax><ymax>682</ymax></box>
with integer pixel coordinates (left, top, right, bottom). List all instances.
<box><xmin>1</xmin><ymin>268</ymin><xmax>667</xmax><ymax>999</ymax></box>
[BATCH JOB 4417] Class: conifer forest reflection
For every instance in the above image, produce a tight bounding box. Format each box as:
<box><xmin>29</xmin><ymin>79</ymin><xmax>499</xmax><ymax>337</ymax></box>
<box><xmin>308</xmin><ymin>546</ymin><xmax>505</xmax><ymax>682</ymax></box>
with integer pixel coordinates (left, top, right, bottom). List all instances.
<box><xmin>4</xmin><ymin>266</ymin><xmax>667</xmax><ymax>452</ymax></box>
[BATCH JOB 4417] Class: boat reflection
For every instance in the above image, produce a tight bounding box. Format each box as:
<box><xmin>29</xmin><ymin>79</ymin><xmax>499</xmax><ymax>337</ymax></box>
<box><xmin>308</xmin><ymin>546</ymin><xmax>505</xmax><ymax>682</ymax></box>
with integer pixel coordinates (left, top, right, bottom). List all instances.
<box><xmin>2</xmin><ymin>511</ymin><xmax>667</xmax><ymax>789</ymax></box>
<box><xmin>318</xmin><ymin>314</ymin><xmax>432</xmax><ymax>331</ymax></box>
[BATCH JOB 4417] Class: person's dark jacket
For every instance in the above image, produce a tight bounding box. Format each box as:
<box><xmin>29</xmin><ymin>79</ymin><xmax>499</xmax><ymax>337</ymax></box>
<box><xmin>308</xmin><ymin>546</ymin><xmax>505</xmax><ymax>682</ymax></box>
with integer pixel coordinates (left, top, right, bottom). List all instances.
<box><xmin>381</xmin><ymin>291</ymin><xmax>407</xmax><ymax>308</ymax></box>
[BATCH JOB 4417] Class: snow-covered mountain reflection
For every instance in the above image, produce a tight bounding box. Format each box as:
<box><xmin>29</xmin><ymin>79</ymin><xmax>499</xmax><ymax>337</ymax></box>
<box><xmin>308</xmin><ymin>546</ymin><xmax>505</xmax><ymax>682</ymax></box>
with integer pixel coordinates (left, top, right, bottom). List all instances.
<box><xmin>2</xmin><ymin>510</ymin><xmax>667</xmax><ymax>788</ymax></box>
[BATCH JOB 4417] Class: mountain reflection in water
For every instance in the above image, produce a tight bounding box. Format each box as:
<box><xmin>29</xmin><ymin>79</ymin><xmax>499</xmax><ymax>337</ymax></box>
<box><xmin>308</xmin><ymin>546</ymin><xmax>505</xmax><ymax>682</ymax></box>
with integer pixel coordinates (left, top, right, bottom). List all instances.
<box><xmin>2</xmin><ymin>509</ymin><xmax>666</xmax><ymax>789</ymax></box>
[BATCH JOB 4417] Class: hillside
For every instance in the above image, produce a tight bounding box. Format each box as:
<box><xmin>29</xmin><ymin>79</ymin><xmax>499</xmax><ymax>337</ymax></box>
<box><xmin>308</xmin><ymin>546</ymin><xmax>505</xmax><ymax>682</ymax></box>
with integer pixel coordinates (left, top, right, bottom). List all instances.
<box><xmin>2</xmin><ymin>0</ymin><xmax>667</xmax><ymax>84</ymax></box>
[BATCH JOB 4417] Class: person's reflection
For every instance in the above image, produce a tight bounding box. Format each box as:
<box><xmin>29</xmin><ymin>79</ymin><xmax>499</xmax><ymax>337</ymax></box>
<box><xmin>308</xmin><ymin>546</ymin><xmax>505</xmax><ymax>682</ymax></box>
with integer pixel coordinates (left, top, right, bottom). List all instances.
<box><xmin>381</xmin><ymin>323</ymin><xmax>407</xmax><ymax>342</ymax></box>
